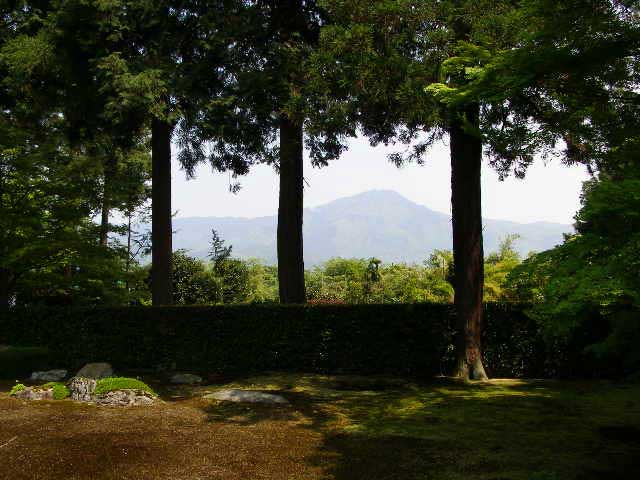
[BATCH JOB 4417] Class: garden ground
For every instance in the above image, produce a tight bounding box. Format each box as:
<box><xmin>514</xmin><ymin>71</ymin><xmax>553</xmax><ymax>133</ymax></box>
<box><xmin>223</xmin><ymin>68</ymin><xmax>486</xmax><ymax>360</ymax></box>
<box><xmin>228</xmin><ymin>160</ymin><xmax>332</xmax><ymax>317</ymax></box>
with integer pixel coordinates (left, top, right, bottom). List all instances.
<box><xmin>0</xmin><ymin>373</ymin><xmax>639</xmax><ymax>480</ymax></box>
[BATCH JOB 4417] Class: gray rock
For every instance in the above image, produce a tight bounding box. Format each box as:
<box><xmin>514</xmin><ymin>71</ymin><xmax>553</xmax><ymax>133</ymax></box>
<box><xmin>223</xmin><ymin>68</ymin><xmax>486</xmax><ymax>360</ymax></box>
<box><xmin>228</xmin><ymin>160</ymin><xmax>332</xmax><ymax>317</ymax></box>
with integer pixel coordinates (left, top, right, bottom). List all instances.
<box><xmin>95</xmin><ymin>389</ymin><xmax>156</xmax><ymax>407</ymax></box>
<box><xmin>68</xmin><ymin>377</ymin><xmax>97</xmax><ymax>402</ymax></box>
<box><xmin>13</xmin><ymin>387</ymin><xmax>54</xmax><ymax>401</ymax></box>
<box><xmin>76</xmin><ymin>362</ymin><xmax>113</xmax><ymax>378</ymax></box>
<box><xmin>170</xmin><ymin>373</ymin><xmax>202</xmax><ymax>385</ymax></box>
<box><xmin>203</xmin><ymin>389</ymin><xmax>289</xmax><ymax>404</ymax></box>
<box><xmin>30</xmin><ymin>369</ymin><xmax>68</xmax><ymax>382</ymax></box>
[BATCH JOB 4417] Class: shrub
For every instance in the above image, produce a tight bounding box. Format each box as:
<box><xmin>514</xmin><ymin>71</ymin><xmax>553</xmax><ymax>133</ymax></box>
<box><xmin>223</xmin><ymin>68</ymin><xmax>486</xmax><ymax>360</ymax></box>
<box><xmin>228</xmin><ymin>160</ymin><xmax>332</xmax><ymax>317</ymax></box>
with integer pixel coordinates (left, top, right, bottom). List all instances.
<box><xmin>94</xmin><ymin>377</ymin><xmax>156</xmax><ymax>396</ymax></box>
<box><xmin>9</xmin><ymin>383</ymin><xmax>26</xmax><ymax>396</ymax></box>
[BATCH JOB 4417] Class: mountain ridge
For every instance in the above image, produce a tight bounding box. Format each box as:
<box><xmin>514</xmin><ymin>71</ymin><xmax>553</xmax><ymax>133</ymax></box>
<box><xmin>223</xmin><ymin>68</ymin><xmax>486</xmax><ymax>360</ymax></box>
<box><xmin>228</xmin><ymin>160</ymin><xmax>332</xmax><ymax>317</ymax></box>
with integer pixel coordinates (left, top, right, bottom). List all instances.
<box><xmin>167</xmin><ymin>190</ymin><xmax>572</xmax><ymax>265</ymax></box>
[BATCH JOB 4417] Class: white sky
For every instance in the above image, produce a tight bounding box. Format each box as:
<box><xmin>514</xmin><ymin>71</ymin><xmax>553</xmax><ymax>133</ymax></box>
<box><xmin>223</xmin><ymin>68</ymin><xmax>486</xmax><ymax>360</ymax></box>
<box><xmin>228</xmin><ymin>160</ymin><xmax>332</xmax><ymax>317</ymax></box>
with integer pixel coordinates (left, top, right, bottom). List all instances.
<box><xmin>171</xmin><ymin>136</ymin><xmax>590</xmax><ymax>225</ymax></box>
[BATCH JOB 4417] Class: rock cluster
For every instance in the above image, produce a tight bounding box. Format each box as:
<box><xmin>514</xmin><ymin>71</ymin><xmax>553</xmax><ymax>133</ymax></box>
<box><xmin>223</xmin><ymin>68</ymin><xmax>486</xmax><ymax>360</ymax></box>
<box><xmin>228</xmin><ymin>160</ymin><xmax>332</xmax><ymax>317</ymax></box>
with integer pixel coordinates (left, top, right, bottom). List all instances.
<box><xmin>13</xmin><ymin>387</ymin><xmax>54</xmax><ymax>401</ymax></box>
<box><xmin>18</xmin><ymin>363</ymin><xmax>158</xmax><ymax>407</ymax></box>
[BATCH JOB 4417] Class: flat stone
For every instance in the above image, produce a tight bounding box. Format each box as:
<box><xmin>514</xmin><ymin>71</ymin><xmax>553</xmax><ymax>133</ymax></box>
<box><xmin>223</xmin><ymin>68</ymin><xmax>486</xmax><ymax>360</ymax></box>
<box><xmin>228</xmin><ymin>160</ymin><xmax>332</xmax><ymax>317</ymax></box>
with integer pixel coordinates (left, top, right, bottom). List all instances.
<box><xmin>76</xmin><ymin>362</ymin><xmax>113</xmax><ymax>379</ymax></box>
<box><xmin>203</xmin><ymin>389</ymin><xmax>289</xmax><ymax>404</ymax></box>
<box><xmin>30</xmin><ymin>369</ymin><xmax>68</xmax><ymax>382</ymax></box>
<box><xmin>170</xmin><ymin>373</ymin><xmax>202</xmax><ymax>385</ymax></box>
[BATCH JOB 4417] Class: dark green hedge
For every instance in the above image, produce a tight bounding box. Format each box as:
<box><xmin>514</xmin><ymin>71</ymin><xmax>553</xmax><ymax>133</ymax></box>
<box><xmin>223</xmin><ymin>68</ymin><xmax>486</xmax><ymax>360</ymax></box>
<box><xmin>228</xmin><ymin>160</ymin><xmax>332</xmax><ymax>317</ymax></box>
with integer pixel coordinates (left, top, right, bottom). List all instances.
<box><xmin>0</xmin><ymin>303</ymin><xmax>566</xmax><ymax>378</ymax></box>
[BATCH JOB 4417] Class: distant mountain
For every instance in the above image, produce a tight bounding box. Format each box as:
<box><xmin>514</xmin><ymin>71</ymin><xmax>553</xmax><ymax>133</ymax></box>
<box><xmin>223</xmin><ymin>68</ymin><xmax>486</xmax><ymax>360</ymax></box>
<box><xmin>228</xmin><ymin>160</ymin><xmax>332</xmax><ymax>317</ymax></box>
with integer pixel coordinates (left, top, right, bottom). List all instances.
<box><xmin>166</xmin><ymin>190</ymin><xmax>572</xmax><ymax>266</ymax></box>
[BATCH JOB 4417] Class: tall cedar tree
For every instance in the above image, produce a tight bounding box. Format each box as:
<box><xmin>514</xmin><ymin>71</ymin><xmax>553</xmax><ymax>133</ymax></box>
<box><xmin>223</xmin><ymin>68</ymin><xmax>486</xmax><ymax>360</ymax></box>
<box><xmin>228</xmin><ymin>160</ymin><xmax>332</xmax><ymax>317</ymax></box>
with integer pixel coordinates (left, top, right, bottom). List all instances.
<box><xmin>313</xmin><ymin>0</ymin><xmax>639</xmax><ymax>378</ymax></box>
<box><xmin>180</xmin><ymin>1</ymin><xmax>356</xmax><ymax>304</ymax></box>
<box><xmin>100</xmin><ymin>1</ymin><xmax>263</xmax><ymax>305</ymax></box>
<box><xmin>312</xmin><ymin>0</ymin><xmax>520</xmax><ymax>379</ymax></box>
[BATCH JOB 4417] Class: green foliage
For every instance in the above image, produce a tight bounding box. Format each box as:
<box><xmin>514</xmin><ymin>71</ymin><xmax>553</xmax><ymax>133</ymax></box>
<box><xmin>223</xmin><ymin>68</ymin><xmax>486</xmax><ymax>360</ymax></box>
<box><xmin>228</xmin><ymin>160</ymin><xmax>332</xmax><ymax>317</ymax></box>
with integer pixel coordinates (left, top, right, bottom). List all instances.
<box><xmin>94</xmin><ymin>377</ymin><xmax>156</xmax><ymax>397</ymax></box>
<box><xmin>244</xmin><ymin>259</ymin><xmax>279</xmax><ymax>303</ymax></box>
<box><xmin>42</xmin><ymin>382</ymin><xmax>70</xmax><ymax>400</ymax></box>
<box><xmin>209</xmin><ymin>229</ymin><xmax>232</xmax><ymax>269</ymax></box>
<box><xmin>215</xmin><ymin>258</ymin><xmax>250</xmax><ymax>304</ymax></box>
<box><xmin>304</xmin><ymin>243</ymin><xmax>520</xmax><ymax>304</ymax></box>
<box><xmin>172</xmin><ymin>250</ymin><xmax>253</xmax><ymax>305</ymax></box>
<box><xmin>484</xmin><ymin>235</ymin><xmax>522</xmax><ymax>302</ymax></box>
<box><xmin>9</xmin><ymin>383</ymin><xmax>26</xmax><ymax>396</ymax></box>
<box><xmin>425</xmin><ymin>0</ymin><xmax>640</xmax><ymax>175</ymax></box>
<box><xmin>506</xmin><ymin>173</ymin><xmax>640</xmax><ymax>374</ymax></box>
<box><xmin>172</xmin><ymin>251</ymin><xmax>219</xmax><ymax>305</ymax></box>
<box><xmin>0</xmin><ymin>1</ymin><xmax>152</xmax><ymax>308</ymax></box>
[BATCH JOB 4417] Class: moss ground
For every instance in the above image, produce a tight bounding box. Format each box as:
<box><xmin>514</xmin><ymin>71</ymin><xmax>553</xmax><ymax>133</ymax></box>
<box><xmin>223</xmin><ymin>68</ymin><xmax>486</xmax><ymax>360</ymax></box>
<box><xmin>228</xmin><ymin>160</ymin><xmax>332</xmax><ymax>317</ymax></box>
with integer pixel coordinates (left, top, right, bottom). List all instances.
<box><xmin>0</xmin><ymin>374</ymin><xmax>638</xmax><ymax>479</ymax></box>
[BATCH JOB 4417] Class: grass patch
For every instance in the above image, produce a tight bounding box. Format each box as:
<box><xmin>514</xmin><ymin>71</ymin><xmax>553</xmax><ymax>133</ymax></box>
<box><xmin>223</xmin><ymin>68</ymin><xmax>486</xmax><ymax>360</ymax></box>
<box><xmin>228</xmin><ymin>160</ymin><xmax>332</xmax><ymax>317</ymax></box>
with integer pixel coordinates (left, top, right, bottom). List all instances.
<box><xmin>94</xmin><ymin>377</ymin><xmax>157</xmax><ymax>397</ymax></box>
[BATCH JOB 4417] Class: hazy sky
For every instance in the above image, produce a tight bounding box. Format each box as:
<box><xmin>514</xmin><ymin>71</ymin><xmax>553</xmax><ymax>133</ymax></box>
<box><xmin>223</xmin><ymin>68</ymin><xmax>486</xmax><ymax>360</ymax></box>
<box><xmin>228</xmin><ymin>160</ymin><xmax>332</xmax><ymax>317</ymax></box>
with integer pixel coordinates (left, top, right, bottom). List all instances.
<box><xmin>171</xmin><ymin>136</ymin><xmax>590</xmax><ymax>225</ymax></box>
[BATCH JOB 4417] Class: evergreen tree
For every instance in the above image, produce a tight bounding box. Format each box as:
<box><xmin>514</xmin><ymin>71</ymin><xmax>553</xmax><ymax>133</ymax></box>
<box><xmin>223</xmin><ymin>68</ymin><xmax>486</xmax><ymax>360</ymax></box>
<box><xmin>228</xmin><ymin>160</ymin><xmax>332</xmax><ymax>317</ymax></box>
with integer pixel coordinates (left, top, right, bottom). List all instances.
<box><xmin>209</xmin><ymin>229</ymin><xmax>232</xmax><ymax>270</ymax></box>
<box><xmin>311</xmin><ymin>0</ymin><xmax>521</xmax><ymax>378</ymax></box>
<box><xmin>311</xmin><ymin>0</ymin><xmax>638</xmax><ymax>379</ymax></box>
<box><xmin>183</xmin><ymin>1</ymin><xmax>357</xmax><ymax>304</ymax></box>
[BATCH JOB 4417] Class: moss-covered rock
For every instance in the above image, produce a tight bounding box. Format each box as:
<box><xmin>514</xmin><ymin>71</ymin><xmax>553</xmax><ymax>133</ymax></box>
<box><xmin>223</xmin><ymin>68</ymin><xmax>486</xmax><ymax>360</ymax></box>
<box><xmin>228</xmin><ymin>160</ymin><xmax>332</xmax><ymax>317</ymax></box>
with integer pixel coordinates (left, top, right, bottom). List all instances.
<box><xmin>94</xmin><ymin>377</ymin><xmax>157</xmax><ymax>397</ymax></box>
<box><xmin>42</xmin><ymin>382</ymin><xmax>70</xmax><ymax>400</ymax></box>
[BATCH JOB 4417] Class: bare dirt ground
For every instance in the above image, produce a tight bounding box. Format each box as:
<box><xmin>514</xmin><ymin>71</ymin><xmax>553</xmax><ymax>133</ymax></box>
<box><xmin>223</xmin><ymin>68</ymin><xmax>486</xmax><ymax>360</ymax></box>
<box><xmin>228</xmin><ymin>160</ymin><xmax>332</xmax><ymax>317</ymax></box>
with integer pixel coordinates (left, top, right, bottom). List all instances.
<box><xmin>1</xmin><ymin>374</ymin><xmax>639</xmax><ymax>480</ymax></box>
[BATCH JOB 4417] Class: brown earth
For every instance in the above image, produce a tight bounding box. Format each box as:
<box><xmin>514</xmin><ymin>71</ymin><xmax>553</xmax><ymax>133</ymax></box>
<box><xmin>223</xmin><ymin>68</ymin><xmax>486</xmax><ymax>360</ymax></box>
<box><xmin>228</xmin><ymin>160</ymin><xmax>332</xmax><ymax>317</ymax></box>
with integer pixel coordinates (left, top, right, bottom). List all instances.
<box><xmin>1</xmin><ymin>374</ymin><xmax>639</xmax><ymax>480</ymax></box>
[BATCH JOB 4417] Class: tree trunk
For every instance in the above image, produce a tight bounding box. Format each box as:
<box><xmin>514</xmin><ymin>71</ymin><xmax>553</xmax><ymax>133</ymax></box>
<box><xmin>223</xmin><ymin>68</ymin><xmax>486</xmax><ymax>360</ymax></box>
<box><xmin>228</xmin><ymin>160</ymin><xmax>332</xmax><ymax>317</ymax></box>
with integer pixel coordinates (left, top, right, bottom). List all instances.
<box><xmin>99</xmin><ymin>201</ymin><xmax>109</xmax><ymax>247</ymax></box>
<box><xmin>151</xmin><ymin>118</ymin><xmax>173</xmax><ymax>305</ymax></box>
<box><xmin>449</xmin><ymin>103</ymin><xmax>488</xmax><ymax>381</ymax></box>
<box><xmin>126</xmin><ymin>211</ymin><xmax>132</xmax><ymax>274</ymax></box>
<box><xmin>277</xmin><ymin>115</ymin><xmax>306</xmax><ymax>303</ymax></box>
<box><xmin>0</xmin><ymin>267</ymin><xmax>11</xmax><ymax>309</ymax></box>
<box><xmin>99</xmin><ymin>155</ymin><xmax>117</xmax><ymax>247</ymax></box>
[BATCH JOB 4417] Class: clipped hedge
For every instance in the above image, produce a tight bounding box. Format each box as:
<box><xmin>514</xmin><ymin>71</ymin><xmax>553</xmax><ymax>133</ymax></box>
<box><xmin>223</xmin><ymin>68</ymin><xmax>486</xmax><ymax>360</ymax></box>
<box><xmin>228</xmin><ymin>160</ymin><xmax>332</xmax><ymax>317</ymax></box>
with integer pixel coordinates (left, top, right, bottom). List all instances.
<box><xmin>1</xmin><ymin>303</ymin><xmax>560</xmax><ymax>378</ymax></box>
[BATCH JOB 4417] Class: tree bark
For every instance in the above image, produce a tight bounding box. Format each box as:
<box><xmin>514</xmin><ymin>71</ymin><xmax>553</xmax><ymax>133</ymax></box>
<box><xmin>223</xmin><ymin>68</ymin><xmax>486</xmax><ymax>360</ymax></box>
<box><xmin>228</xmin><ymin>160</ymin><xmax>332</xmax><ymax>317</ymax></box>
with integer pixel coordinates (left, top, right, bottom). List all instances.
<box><xmin>449</xmin><ymin>103</ymin><xmax>488</xmax><ymax>381</ymax></box>
<box><xmin>151</xmin><ymin>118</ymin><xmax>173</xmax><ymax>306</ymax></box>
<box><xmin>99</xmin><ymin>200</ymin><xmax>109</xmax><ymax>247</ymax></box>
<box><xmin>277</xmin><ymin>115</ymin><xmax>306</xmax><ymax>303</ymax></box>
<box><xmin>99</xmin><ymin>154</ymin><xmax>117</xmax><ymax>247</ymax></box>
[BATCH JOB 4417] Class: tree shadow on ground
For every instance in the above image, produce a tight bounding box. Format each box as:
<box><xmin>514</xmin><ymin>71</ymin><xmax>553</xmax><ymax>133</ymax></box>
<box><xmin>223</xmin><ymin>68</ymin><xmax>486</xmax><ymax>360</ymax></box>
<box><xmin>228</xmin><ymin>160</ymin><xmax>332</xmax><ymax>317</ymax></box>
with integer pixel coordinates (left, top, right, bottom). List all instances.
<box><xmin>204</xmin><ymin>376</ymin><xmax>640</xmax><ymax>480</ymax></box>
<box><xmin>201</xmin><ymin>395</ymin><xmax>302</xmax><ymax>425</ymax></box>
